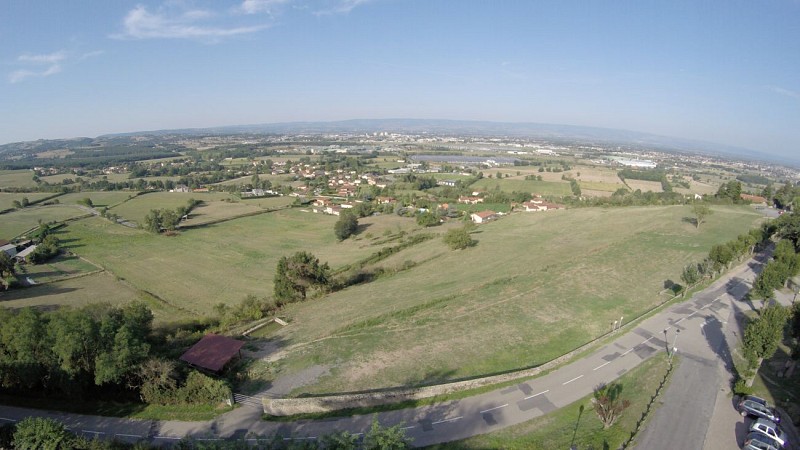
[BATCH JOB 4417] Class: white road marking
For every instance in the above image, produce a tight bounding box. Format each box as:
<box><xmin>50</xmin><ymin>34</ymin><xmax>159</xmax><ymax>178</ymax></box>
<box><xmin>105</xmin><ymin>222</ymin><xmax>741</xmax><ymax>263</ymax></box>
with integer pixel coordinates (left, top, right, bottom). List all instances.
<box><xmin>283</xmin><ymin>437</ymin><xmax>317</xmax><ymax>441</ymax></box>
<box><xmin>432</xmin><ymin>416</ymin><xmax>462</xmax><ymax>425</ymax></box>
<box><xmin>154</xmin><ymin>436</ymin><xmax>182</xmax><ymax>440</ymax></box>
<box><xmin>480</xmin><ymin>404</ymin><xmax>509</xmax><ymax>414</ymax></box>
<box><xmin>524</xmin><ymin>389</ymin><xmax>549</xmax><ymax>400</ymax></box>
<box><xmin>82</xmin><ymin>430</ymin><xmax>104</xmax><ymax>435</ymax></box>
<box><xmin>196</xmin><ymin>438</ymin><xmax>222</xmax><ymax>441</ymax></box>
<box><xmin>401</xmin><ymin>425</ymin><xmax>417</xmax><ymax>430</ymax></box>
<box><xmin>0</xmin><ymin>418</ymin><xmax>17</xmax><ymax>423</ymax></box>
<box><xmin>563</xmin><ymin>375</ymin><xmax>584</xmax><ymax>385</ymax></box>
<box><xmin>115</xmin><ymin>434</ymin><xmax>142</xmax><ymax>438</ymax></box>
<box><xmin>621</xmin><ymin>348</ymin><xmax>634</xmax><ymax>356</ymax></box>
<box><xmin>594</xmin><ymin>361</ymin><xmax>611</xmax><ymax>371</ymax></box>
<box><xmin>675</xmin><ymin>318</ymin><xmax>684</xmax><ymax>324</ymax></box>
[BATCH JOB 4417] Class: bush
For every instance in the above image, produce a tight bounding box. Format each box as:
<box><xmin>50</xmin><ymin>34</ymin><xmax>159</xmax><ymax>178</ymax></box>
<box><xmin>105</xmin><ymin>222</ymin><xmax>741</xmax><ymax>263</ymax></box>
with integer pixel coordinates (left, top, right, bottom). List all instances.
<box><xmin>734</xmin><ymin>378</ymin><xmax>753</xmax><ymax>396</ymax></box>
<box><xmin>443</xmin><ymin>227</ymin><xmax>475</xmax><ymax>250</ymax></box>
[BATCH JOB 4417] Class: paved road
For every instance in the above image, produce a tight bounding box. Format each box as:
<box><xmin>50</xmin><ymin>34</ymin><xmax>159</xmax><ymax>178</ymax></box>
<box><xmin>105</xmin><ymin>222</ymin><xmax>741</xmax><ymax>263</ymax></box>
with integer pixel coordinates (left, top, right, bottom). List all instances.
<box><xmin>0</xmin><ymin>251</ymin><xmax>783</xmax><ymax>447</ymax></box>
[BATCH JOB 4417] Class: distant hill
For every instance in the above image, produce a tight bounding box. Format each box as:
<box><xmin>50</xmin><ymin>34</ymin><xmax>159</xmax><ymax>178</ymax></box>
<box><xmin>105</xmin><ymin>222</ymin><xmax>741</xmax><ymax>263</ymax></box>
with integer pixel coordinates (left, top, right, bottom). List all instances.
<box><xmin>2</xmin><ymin>119</ymin><xmax>796</xmax><ymax>166</ymax></box>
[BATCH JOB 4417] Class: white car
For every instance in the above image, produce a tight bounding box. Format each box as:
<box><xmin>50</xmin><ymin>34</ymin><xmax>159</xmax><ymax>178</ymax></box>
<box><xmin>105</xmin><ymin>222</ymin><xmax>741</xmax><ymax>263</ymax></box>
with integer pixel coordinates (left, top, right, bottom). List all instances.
<box><xmin>749</xmin><ymin>418</ymin><xmax>788</xmax><ymax>448</ymax></box>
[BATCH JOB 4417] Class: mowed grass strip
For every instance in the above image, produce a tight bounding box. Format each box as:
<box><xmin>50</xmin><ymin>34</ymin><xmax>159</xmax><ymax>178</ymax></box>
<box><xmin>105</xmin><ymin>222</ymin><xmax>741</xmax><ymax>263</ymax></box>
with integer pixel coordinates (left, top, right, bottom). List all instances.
<box><xmin>425</xmin><ymin>354</ymin><xmax>672</xmax><ymax>450</ymax></box>
<box><xmin>58</xmin><ymin>191</ymin><xmax>139</xmax><ymax>208</ymax></box>
<box><xmin>266</xmin><ymin>205</ymin><xmax>762</xmax><ymax>393</ymax></box>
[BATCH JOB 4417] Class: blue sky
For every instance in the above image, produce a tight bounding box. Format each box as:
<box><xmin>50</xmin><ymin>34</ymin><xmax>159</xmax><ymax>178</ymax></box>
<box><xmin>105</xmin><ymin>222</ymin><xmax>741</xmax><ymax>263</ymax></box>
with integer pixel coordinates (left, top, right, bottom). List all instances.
<box><xmin>2</xmin><ymin>0</ymin><xmax>799</xmax><ymax>159</ymax></box>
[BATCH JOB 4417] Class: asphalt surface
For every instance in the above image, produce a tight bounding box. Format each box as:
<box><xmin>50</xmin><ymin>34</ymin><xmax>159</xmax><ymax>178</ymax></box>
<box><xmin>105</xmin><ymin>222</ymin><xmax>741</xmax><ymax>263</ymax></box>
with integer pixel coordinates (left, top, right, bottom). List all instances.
<box><xmin>0</xmin><ymin>249</ymin><xmax>791</xmax><ymax>448</ymax></box>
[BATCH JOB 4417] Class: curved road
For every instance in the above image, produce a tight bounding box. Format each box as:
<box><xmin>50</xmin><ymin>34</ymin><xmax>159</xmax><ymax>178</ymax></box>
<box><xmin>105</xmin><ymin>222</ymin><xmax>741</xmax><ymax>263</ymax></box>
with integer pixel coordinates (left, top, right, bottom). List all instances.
<box><xmin>0</xmin><ymin>250</ymin><xmax>777</xmax><ymax>448</ymax></box>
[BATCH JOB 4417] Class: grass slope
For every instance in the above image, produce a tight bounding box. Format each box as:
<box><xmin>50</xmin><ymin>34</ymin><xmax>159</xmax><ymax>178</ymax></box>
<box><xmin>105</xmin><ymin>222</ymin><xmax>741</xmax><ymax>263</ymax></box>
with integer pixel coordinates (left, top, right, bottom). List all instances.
<box><xmin>264</xmin><ymin>205</ymin><xmax>762</xmax><ymax>393</ymax></box>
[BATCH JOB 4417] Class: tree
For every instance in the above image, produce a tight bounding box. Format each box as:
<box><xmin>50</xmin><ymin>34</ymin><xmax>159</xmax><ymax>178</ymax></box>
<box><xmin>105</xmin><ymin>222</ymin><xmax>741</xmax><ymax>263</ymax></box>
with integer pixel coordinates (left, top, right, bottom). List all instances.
<box><xmin>443</xmin><ymin>227</ymin><xmax>475</xmax><ymax>250</ymax></box>
<box><xmin>416</xmin><ymin>211</ymin><xmax>439</xmax><ymax>227</ymax></box>
<box><xmin>592</xmin><ymin>382</ymin><xmax>630</xmax><ymax>428</ymax></box>
<box><xmin>691</xmin><ymin>204</ymin><xmax>711</xmax><ymax>229</ymax></box>
<box><xmin>334</xmin><ymin>211</ymin><xmax>358</xmax><ymax>241</ymax></box>
<box><xmin>13</xmin><ymin>417</ymin><xmax>72</xmax><ymax>450</ymax></box>
<box><xmin>274</xmin><ymin>252</ymin><xmax>331</xmax><ymax>302</ymax></box>
<box><xmin>742</xmin><ymin>303</ymin><xmax>789</xmax><ymax>386</ymax></box>
<box><xmin>362</xmin><ymin>416</ymin><xmax>412</xmax><ymax>450</ymax></box>
<box><xmin>680</xmin><ymin>263</ymin><xmax>700</xmax><ymax>292</ymax></box>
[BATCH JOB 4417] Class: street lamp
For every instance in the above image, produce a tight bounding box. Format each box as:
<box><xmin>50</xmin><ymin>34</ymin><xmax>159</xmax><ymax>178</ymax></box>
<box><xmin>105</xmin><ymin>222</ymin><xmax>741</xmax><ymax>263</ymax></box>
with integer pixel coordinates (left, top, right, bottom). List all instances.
<box><xmin>669</xmin><ymin>329</ymin><xmax>680</xmax><ymax>362</ymax></box>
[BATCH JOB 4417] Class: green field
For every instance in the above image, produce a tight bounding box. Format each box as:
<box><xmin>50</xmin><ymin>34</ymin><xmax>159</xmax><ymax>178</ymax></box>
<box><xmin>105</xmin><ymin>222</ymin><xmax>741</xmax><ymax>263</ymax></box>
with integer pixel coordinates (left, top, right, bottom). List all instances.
<box><xmin>57</xmin><ymin>209</ymin><xmax>425</xmax><ymax>316</ymax></box>
<box><xmin>17</xmin><ymin>253</ymin><xmax>100</xmax><ymax>284</ymax></box>
<box><xmin>255</xmin><ymin>205</ymin><xmax>762</xmax><ymax>393</ymax></box>
<box><xmin>0</xmin><ymin>170</ymin><xmax>37</xmax><ymax>188</ymax></box>
<box><xmin>58</xmin><ymin>191</ymin><xmax>139</xmax><ymax>208</ymax></box>
<box><xmin>0</xmin><ymin>271</ymin><xmax>151</xmax><ymax>314</ymax></box>
<box><xmin>108</xmin><ymin>191</ymin><xmax>236</xmax><ymax>224</ymax></box>
<box><xmin>471</xmin><ymin>178</ymin><xmax>573</xmax><ymax>196</ymax></box>
<box><xmin>0</xmin><ymin>192</ymin><xmax>59</xmax><ymax>211</ymax></box>
<box><xmin>0</xmin><ymin>205</ymin><xmax>90</xmax><ymax>239</ymax></box>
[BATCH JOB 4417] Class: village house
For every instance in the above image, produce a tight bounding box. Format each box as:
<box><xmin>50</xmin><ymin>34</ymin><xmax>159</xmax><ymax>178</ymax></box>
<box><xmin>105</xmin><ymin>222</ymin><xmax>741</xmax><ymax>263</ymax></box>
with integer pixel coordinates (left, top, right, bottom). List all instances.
<box><xmin>458</xmin><ymin>195</ymin><xmax>484</xmax><ymax>205</ymax></box>
<box><xmin>470</xmin><ymin>210</ymin><xmax>497</xmax><ymax>224</ymax></box>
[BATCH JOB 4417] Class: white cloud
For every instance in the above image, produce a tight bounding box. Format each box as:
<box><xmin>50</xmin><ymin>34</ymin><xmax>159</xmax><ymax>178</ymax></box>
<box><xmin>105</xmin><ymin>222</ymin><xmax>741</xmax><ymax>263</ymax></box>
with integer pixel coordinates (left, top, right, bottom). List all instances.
<box><xmin>17</xmin><ymin>51</ymin><xmax>68</xmax><ymax>64</ymax></box>
<box><xmin>8</xmin><ymin>49</ymin><xmax>103</xmax><ymax>84</ymax></box>
<box><xmin>240</xmin><ymin>0</ymin><xmax>289</xmax><ymax>15</ymax></box>
<box><xmin>766</xmin><ymin>85</ymin><xmax>800</xmax><ymax>101</ymax></box>
<box><xmin>114</xmin><ymin>4</ymin><xmax>267</xmax><ymax>40</ymax></box>
<box><xmin>9</xmin><ymin>65</ymin><xmax>63</xmax><ymax>84</ymax></box>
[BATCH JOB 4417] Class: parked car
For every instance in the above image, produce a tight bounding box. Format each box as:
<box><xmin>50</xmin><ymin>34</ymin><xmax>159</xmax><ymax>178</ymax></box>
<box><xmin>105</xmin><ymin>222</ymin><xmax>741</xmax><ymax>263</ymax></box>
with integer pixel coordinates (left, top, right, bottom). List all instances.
<box><xmin>749</xmin><ymin>418</ymin><xmax>788</xmax><ymax>448</ymax></box>
<box><xmin>739</xmin><ymin>395</ymin><xmax>781</xmax><ymax>423</ymax></box>
<box><xmin>744</xmin><ymin>431</ymin><xmax>781</xmax><ymax>450</ymax></box>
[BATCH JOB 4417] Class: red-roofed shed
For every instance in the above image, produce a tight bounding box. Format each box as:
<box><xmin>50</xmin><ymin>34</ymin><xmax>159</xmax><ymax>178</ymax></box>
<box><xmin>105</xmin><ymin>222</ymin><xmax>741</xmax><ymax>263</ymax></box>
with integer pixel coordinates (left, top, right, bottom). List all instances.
<box><xmin>179</xmin><ymin>334</ymin><xmax>245</xmax><ymax>373</ymax></box>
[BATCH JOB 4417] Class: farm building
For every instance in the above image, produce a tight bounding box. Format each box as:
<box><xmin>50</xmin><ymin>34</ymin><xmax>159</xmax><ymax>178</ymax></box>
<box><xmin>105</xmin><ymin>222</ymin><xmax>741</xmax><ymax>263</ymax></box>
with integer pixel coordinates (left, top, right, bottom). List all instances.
<box><xmin>179</xmin><ymin>334</ymin><xmax>245</xmax><ymax>373</ymax></box>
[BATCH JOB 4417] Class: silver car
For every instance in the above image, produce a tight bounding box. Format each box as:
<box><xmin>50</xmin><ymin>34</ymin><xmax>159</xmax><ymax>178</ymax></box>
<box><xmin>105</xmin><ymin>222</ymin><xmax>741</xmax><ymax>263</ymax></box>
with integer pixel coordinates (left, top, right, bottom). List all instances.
<box><xmin>749</xmin><ymin>418</ymin><xmax>788</xmax><ymax>448</ymax></box>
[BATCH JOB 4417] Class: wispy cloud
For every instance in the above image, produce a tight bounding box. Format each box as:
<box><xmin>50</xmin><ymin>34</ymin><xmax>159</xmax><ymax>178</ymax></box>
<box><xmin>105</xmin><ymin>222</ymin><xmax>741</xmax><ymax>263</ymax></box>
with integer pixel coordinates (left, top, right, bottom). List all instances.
<box><xmin>239</xmin><ymin>0</ymin><xmax>290</xmax><ymax>15</ymax></box>
<box><xmin>113</xmin><ymin>4</ymin><xmax>268</xmax><ymax>40</ymax></box>
<box><xmin>315</xmin><ymin>0</ymin><xmax>375</xmax><ymax>15</ymax></box>
<box><xmin>766</xmin><ymin>85</ymin><xmax>800</xmax><ymax>101</ymax></box>
<box><xmin>8</xmin><ymin>51</ymin><xmax>69</xmax><ymax>83</ymax></box>
<box><xmin>8</xmin><ymin>49</ymin><xmax>104</xmax><ymax>84</ymax></box>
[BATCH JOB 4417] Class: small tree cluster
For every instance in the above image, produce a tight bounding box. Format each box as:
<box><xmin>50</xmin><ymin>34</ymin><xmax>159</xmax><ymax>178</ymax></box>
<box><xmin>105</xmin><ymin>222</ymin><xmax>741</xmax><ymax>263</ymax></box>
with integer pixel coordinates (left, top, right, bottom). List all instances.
<box><xmin>143</xmin><ymin>198</ymin><xmax>201</xmax><ymax>233</ymax></box>
<box><xmin>274</xmin><ymin>251</ymin><xmax>331</xmax><ymax>302</ymax></box>
<box><xmin>443</xmin><ymin>227</ymin><xmax>475</xmax><ymax>250</ymax></box>
<box><xmin>751</xmin><ymin>239</ymin><xmax>800</xmax><ymax>299</ymax></box>
<box><xmin>592</xmin><ymin>382</ymin><xmax>630</xmax><ymax>428</ymax></box>
<box><xmin>334</xmin><ymin>211</ymin><xmax>359</xmax><ymax>240</ymax></box>
<box><xmin>27</xmin><ymin>235</ymin><xmax>60</xmax><ymax>264</ymax></box>
<box><xmin>742</xmin><ymin>303</ymin><xmax>789</xmax><ymax>387</ymax></box>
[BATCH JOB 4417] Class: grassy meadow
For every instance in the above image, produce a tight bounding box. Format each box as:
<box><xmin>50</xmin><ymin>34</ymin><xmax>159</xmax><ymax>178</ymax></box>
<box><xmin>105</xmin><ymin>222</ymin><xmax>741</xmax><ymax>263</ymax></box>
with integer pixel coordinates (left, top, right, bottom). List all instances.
<box><xmin>0</xmin><ymin>204</ymin><xmax>90</xmax><ymax>239</ymax></box>
<box><xmin>56</xmin><ymin>209</ymin><xmax>426</xmax><ymax>316</ymax></box>
<box><xmin>0</xmin><ymin>170</ymin><xmax>37</xmax><ymax>189</ymax></box>
<box><xmin>255</xmin><ymin>205</ymin><xmax>762</xmax><ymax>393</ymax></box>
<box><xmin>0</xmin><ymin>192</ymin><xmax>58</xmax><ymax>211</ymax></box>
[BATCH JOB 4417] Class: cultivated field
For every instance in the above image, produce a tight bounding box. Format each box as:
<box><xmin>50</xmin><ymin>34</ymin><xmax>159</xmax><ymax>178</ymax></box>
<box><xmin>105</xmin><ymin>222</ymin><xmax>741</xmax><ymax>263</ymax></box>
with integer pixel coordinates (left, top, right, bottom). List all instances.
<box><xmin>257</xmin><ymin>205</ymin><xmax>763</xmax><ymax>394</ymax></box>
<box><xmin>625</xmin><ymin>179</ymin><xmax>663</xmax><ymax>193</ymax></box>
<box><xmin>471</xmin><ymin>178</ymin><xmax>573</xmax><ymax>196</ymax></box>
